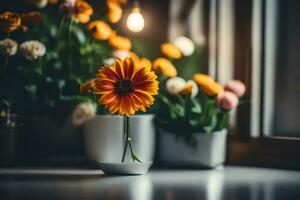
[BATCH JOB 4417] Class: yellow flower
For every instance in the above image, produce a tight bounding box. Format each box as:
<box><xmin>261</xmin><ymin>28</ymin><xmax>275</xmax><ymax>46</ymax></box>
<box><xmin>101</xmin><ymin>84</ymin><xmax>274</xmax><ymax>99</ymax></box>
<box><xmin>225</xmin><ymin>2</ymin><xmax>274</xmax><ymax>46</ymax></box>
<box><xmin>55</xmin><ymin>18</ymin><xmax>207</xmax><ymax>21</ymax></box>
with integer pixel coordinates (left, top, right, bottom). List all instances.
<box><xmin>193</xmin><ymin>73</ymin><xmax>214</xmax><ymax>87</ymax></box>
<box><xmin>74</xmin><ymin>0</ymin><xmax>93</xmax><ymax>23</ymax></box>
<box><xmin>160</xmin><ymin>43</ymin><xmax>182</xmax><ymax>59</ymax></box>
<box><xmin>93</xmin><ymin>57</ymin><xmax>159</xmax><ymax>116</ymax></box>
<box><xmin>202</xmin><ymin>82</ymin><xmax>223</xmax><ymax>96</ymax></box>
<box><xmin>194</xmin><ymin>73</ymin><xmax>223</xmax><ymax>96</ymax></box>
<box><xmin>179</xmin><ymin>84</ymin><xmax>193</xmax><ymax>96</ymax></box>
<box><xmin>107</xmin><ymin>0</ymin><xmax>127</xmax><ymax>5</ymax></box>
<box><xmin>152</xmin><ymin>57</ymin><xmax>177</xmax><ymax>77</ymax></box>
<box><xmin>48</xmin><ymin>0</ymin><xmax>60</xmax><ymax>4</ymax></box>
<box><xmin>129</xmin><ymin>51</ymin><xmax>139</xmax><ymax>64</ymax></box>
<box><xmin>21</xmin><ymin>12</ymin><xmax>43</xmax><ymax>32</ymax></box>
<box><xmin>107</xmin><ymin>0</ymin><xmax>122</xmax><ymax>23</ymax></box>
<box><xmin>80</xmin><ymin>79</ymin><xmax>96</xmax><ymax>93</ymax></box>
<box><xmin>109</xmin><ymin>32</ymin><xmax>132</xmax><ymax>50</ymax></box>
<box><xmin>87</xmin><ymin>20</ymin><xmax>112</xmax><ymax>40</ymax></box>
<box><xmin>139</xmin><ymin>57</ymin><xmax>152</xmax><ymax>69</ymax></box>
<box><xmin>0</xmin><ymin>12</ymin><xmax>21</xmax><ymax>33</ymax></box>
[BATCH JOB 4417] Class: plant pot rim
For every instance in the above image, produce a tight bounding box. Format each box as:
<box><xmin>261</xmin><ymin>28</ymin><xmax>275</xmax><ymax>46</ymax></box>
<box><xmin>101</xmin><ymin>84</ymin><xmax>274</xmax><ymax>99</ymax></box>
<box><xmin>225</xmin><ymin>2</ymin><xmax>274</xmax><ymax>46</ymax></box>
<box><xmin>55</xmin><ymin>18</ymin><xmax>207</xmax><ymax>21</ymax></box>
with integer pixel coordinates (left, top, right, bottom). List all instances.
<box><xmin>93</xmin><ymin>114</ymin><xmax>154</xmax><ymax>119</ymax></box>
<box><xmin>159</xmin><ymin>128</ymin><xmax>227</xmax><ymax>135</ymax></box>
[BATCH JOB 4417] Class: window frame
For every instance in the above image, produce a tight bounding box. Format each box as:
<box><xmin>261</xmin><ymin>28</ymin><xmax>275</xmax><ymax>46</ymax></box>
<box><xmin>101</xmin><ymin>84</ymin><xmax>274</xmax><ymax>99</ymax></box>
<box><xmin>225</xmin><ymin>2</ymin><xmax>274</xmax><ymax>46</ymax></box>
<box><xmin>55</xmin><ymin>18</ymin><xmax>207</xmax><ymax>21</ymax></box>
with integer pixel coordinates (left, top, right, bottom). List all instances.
<box><xmin>219</xmin><ymin>0</ymin><xmax>300</xmax><ymax>170</ymax></box>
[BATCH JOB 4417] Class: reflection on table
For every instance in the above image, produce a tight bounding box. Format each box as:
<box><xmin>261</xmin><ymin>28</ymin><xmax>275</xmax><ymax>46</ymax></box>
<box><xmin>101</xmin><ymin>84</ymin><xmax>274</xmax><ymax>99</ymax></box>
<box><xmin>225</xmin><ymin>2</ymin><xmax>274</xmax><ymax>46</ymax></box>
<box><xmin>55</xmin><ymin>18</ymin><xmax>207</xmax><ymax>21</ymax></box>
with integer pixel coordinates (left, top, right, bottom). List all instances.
<box><xmin>0</xmin><ymin>166</ymin><xmax>300</xmax><ymax>200</ymax></box>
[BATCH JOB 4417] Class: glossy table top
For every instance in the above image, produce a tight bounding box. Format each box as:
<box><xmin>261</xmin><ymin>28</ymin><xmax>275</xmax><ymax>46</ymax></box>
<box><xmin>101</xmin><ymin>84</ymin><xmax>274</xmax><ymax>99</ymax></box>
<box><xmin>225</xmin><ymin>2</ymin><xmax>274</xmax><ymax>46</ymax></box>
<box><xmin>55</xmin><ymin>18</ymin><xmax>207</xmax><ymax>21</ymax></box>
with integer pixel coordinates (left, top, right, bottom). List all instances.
<box><xmin>0</xmin><ymin>166</ymin><xmax>300</xmax><ymax>200</ymax></box>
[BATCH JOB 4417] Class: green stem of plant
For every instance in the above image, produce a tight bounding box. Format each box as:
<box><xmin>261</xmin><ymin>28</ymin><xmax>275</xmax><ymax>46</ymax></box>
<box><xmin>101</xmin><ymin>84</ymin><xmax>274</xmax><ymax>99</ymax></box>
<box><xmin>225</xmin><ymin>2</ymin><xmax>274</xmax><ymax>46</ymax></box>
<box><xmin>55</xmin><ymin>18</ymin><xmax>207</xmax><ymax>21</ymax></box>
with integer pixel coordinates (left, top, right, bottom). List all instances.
<box><xmin>2</xmin><ymin>55</ymin><xmax>9</xmax><ymax>75</ymax></box>
<box><xmin>38</xmin><ymin>57</ymin><xmax>42</xmax><ymax>75</ymax></box>
<box><xmin>68</xmin><ymin>17</ymin><xmax>74</xmax><ymax>75</ymax></box>
<box><xmin>121</xmin><ymin>116</ymin><xmax>129</xmax><ymax>162</ymax></box>
<box><xmin>218</xmin><ymin>110</ymin><xmax>229</xmax><ymax>130</ymax></box>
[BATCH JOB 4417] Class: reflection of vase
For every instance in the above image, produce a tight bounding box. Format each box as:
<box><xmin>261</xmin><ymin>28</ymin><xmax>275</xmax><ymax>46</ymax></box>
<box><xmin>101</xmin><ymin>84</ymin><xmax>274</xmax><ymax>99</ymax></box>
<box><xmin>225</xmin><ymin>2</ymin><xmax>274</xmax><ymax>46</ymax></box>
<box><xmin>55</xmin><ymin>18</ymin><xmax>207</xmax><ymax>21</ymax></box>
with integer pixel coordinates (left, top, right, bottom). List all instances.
<box><xmin>83</xmin><ymin>114</ymin><xmax>155</xmax><ymax>163</ymax></box>
<box><xmin>158</xmin><ymin>129</ymin><xmax>227</xmax><ymax>168</ymax></box>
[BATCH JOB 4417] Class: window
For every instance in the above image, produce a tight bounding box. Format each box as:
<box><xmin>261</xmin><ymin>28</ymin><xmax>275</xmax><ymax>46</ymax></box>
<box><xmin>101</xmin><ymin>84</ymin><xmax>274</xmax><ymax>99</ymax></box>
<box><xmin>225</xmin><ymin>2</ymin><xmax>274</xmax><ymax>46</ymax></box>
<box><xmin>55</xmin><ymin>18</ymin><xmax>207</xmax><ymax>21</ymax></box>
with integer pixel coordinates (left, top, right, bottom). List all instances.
<box><xmin>205</xmin><ymin>0</ymin><xmax>300</xmax><ymax>170</ymax></box>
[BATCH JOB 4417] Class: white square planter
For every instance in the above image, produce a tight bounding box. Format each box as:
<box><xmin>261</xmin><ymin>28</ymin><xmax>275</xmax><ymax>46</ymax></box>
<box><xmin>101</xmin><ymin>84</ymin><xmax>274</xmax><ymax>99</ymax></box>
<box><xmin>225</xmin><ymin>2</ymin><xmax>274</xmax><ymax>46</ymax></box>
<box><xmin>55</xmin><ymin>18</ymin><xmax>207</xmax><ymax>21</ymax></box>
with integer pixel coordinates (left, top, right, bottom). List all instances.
<box><xmin>158</xmin><ymin>129</ymin><xmax>227</xmax><ymax>168</ymax></box>
<box><xmin>83</xmin><ymin>114</ymin><xmax>155</xmax><ymax>163</ymax></box>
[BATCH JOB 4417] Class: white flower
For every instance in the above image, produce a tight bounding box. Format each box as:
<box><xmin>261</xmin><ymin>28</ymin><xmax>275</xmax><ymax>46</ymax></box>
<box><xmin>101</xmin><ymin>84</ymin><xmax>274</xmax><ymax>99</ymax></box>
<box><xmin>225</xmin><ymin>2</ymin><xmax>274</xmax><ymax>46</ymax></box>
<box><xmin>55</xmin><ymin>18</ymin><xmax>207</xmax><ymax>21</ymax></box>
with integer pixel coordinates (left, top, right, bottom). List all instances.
<box><xmin>186</xmin><ymin>80</ymin><xmax>199</xmax><ymax>97</ymax></box>
<box><xmin>113</xmin><ymin>50</ymin><xmax>130</xmax><ymax>60</ymax></box>
<box><xmin>72</xmin><ymin>102</ymin><xmax>96</xmax><ymax>126</ymax></box>
<box><xmin>166</xmin><ymin>77</ymin><xmax>186</xmax><ymax>95</ymax></box>
<box><xmin>103</xmin><ymin>58</ymin><xmax>116</xmax><ymax>66</ymax></box>
<box><xmin>65</xmin><ymin>0</ymin><xmax>76</xmax><ymax>4</ymax></box>
<box><xmin>28</xmin><ymin>0</ymin><xmax>48</xmax><ymax>9</ymax></box>
<box><xmin>0</xmin><ymin>39</ymin><xmax>18</xmax><ymax>56</ymax></box>
<box><xmin>29</xmin><ymin>0</ymin><xmax>48</xmax><ymax>9</ymax></box>
<box><xmin>173</xmin><ymin>36</ymin><xmax>195</xmax><ymax>56</ymax></box>
<box><xmin>19</xmin><ymin>40</ymin><xmax>46</xmax><ymax>60</ymax></box>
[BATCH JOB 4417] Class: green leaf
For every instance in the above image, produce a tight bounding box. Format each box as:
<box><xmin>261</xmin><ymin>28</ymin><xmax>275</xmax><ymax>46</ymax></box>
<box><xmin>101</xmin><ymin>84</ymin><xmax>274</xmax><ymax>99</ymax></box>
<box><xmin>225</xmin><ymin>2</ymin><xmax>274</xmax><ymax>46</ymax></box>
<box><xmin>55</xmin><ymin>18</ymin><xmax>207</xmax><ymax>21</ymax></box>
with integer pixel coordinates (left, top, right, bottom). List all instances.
<box><xmin>190</xmin><ymin>97</ymin><xmax>202</xmax><ymax>114</ymax></box>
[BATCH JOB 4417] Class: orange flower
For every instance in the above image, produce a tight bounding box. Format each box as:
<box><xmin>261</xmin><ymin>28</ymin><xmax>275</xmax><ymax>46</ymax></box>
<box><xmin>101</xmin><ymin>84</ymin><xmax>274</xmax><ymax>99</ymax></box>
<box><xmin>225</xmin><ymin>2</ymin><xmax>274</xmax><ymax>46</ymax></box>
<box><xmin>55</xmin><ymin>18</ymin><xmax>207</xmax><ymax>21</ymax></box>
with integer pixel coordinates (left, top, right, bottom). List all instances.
<box><xmin>138</xmin><ymin>57</ymin><xmax>152</xmax><ymax>70</ymax></box>
<box><xmin>74</xmin><ymin>0</ymin><xmax>93</xmax><ymax>23</ymax></box>
<box><xmin>202</xmin><ymin>82</ymin><xmax>223</xmax><ymax>96</ymax></box>
<box><xmin>21</xmin><ymin>12</ymin><xmax>43</xmax><ymax>32</ymax></box>
<box><xmin>80</xmin><ymin>79</ymin><xmax>96</xmax><ymax>93</ymax></box>
<box><xmin>193</xmin><ymin>73</ymin><xmax>223</xmax><ymax>96</ymax></box>
<box><xmin>0</xmin><ymin>12</ymin><xmax>21</xmax><ymax>33</ymax></box>
<box><xmin>48</xmin><ymin>0</ymin><xmax>60</xmax><ymax>4</ymax></box>
<box><xmin>109</xmin><ymin>32</ymin><xmax>132</xmax><ymax>50</ymax></box>
<box><xmin>128</xmin><ymin>51</ymin><xmax>138</xmax><ymax>62</ymax></box>
<box><xmin>87</xmin><ymin>20</ymin><xmax>112</xmax><ymax>40</ymax></box>
<box><xmin>93</xmin><ymin>57</ymin><xmax>159</xmax><ymax>116</ymax></box>
<box><xmin>152</xmin><ymin>57</ymin><xmax>177</xmax><ymax>77</ymax></box>
<box><xmin>107</xmin><ymin>0</ymin><xmax>122</xmax><ymax>23</ymax></box>
<box><xmin>160</xmin><ymin>43</ymin><xmax>182</xmax><ymax>59</ymax></box>
<box><xmin>179</xmin><ymin>84</ymin><xmax>193</xmax><ymax>96</ymax></box>
<box><xmin>107</xmin><ymin>0</ymin><xmax>127</xmax><ymax>5</ymax></box>
<box><xmin>193</xmin><ymin>73</ymin><xmax>214</xmax><ymax>87</ymax></box>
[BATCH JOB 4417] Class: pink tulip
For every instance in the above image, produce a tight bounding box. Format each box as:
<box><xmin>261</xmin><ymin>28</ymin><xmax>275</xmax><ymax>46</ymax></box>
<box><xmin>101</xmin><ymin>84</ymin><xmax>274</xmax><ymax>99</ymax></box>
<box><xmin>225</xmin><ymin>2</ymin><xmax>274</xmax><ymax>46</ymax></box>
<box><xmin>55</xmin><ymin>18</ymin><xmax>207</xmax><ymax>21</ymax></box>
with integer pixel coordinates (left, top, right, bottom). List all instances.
<box><xmin>224</xmin><ymin>80</ymin><xmax>246</xmax><ymax>98</ymax></box>
<box><xmin>217</xmin><ymin>91</ymin><xmax>239</xmax><ymax>110</ymax></box>
<box><xmin>60</xmin><ymin>1</ymin><xmax>76</xmax><ymax>16</ymax></box>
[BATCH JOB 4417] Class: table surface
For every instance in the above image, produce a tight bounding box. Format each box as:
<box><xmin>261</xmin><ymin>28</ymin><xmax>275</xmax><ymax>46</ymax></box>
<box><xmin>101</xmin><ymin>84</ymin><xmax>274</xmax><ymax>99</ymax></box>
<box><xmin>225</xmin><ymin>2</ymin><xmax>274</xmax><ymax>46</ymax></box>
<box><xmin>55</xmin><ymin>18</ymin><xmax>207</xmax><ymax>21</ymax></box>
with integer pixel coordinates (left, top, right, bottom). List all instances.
<box><xmin>0</xmin><ymin>166</ymin><xmax>300</xmax><ymax>200</ymax></box>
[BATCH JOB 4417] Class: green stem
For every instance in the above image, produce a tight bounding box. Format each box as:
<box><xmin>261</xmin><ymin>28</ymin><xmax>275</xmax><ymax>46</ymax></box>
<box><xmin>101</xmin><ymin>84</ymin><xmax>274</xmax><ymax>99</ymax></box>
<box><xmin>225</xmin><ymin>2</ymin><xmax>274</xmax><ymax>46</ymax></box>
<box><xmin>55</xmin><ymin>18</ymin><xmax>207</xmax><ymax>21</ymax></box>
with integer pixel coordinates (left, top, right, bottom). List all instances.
<box><xmin>121</xmin><ymin>116</ymin><xmax>129</xmax><ymax>162</ymax></box>
<box><xmin>68</xmin><ymin>17</ymin><xmax>74</xmax><ymax>74</ymax></box>
<box><xmin>218</xmin><ymin>110</ymin><xmax>229</xmax><ymax>130</ymax></box>
<box><xmin>128</xmin><ymin>139</ymin><xmax>142</xmax><ymax>163</ymax></box>
<box><xmin>38</xmin><ymin>57</ymin><xmax>42</xmax><ymax>75</ymax></box>
<box><xmin>2</xmin><ymin>55</ymin><xmax>8</xmax><ymax>74</ymax></box>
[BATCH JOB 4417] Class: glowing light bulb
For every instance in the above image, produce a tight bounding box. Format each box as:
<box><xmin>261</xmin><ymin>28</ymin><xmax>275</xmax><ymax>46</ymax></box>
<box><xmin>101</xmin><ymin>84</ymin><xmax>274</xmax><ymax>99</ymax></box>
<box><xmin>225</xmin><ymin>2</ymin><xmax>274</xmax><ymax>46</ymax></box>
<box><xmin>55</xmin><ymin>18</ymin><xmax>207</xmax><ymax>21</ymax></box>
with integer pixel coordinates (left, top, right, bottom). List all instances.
<box><xmin>173</xmin><ymin>36</ymin><xmax>195</xmax><ymax>56</ymax></box>
<box><xmin>127</xmin><ymin>7</ymin><xmax>145</xmax><ymax>32</ymax></box>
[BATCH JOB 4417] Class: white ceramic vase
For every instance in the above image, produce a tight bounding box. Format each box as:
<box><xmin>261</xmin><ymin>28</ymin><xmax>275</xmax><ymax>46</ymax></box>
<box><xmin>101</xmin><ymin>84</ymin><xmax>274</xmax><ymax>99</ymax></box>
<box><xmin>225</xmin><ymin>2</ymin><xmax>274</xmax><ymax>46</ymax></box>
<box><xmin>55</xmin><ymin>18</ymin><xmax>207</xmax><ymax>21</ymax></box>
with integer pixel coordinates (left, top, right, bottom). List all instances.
<box><xmin>158</xmin><ymin>129</ymin><xmax>227</xmax><ymax>168</ymax></box>
<box><xmin>83</xmin><ymin>114</ymin><xmax>155</xmax><ymax>174</ymax></box>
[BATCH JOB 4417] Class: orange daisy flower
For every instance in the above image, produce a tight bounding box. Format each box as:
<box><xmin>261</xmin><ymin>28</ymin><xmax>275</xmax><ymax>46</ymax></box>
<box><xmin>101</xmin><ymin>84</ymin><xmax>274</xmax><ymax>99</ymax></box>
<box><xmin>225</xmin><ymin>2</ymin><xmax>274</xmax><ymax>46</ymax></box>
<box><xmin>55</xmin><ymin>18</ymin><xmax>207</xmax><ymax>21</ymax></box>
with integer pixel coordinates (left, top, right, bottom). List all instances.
<box><xmin>93</xmin><ymin>57</ymin><xmax>159</xmax><ymax>116</ymax></box>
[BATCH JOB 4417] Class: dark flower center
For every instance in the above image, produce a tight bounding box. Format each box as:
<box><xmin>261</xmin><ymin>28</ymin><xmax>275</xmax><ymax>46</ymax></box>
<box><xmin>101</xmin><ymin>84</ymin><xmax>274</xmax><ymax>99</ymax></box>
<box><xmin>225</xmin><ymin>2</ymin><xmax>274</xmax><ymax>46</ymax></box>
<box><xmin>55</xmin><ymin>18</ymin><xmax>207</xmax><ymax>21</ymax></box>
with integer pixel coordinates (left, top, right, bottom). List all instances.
<box><xmin>116</xmin><ymin>79</ymin><xmax>134</xmax><ymax>96</ymax></box>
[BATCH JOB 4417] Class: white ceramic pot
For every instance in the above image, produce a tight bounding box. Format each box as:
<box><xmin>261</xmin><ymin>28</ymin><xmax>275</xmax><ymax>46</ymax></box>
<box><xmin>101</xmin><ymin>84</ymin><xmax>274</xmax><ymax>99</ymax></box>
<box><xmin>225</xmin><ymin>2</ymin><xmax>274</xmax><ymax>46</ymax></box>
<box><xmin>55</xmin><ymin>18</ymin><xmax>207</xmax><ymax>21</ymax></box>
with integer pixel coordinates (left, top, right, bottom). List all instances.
<box><xmin>158</xmin><ymin>129</ymin><xmax>227</xmax><ymax>168</ymax></box>
<box><xmin>83</xmin><ymin>114</ymin><xmax>155</xmax><ymax>164</ymax></box>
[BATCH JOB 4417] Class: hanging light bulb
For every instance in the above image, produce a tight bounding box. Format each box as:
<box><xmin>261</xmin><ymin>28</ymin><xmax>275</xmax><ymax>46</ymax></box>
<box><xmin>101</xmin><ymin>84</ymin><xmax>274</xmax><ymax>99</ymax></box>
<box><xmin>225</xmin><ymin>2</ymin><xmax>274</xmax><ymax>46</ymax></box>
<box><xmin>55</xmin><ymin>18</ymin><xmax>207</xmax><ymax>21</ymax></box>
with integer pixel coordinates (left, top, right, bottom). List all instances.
<box><xmin>127</xmin><ymin>2</ymin><xmax>145</xmax><ymax>32</ymax></box>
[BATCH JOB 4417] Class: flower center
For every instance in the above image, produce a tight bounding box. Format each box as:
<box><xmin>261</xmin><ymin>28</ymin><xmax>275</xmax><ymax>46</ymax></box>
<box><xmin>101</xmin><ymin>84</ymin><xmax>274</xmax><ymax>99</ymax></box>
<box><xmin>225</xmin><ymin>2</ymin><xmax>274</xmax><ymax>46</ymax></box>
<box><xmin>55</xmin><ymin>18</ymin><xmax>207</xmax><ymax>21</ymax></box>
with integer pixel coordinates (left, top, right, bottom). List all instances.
<box><xmin>116</xmin><ymin>79</ymin><xmax>134</xmax><ymax>96</ymax></box>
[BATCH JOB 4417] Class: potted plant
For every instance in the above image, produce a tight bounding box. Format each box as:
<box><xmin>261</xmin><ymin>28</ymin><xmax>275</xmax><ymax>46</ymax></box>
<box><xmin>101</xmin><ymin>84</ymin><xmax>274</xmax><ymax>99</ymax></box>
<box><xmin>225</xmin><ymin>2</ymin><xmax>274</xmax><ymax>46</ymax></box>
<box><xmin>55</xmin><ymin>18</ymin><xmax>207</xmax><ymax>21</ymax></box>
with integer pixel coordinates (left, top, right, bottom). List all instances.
<box><xmin>155</xmin><ymin>74</ymin><xmax>246</xmax><ymax>168</ymax></box>
<box><xmin>81</xmin><ymin>56</ymin><xmax>159</xmax><ymax>175</ymax></box>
